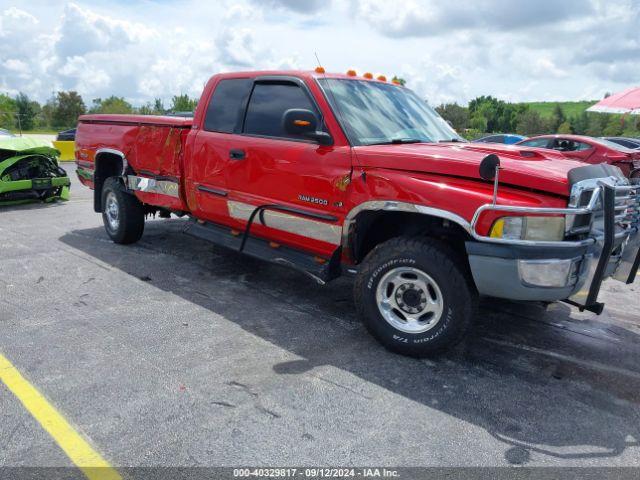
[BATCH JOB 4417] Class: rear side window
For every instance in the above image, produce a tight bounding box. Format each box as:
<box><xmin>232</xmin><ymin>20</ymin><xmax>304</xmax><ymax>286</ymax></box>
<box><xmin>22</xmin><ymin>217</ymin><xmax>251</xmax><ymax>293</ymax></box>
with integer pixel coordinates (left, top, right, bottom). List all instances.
<box><xmin>244</xmin><ymin>82</ymin><xmax>318</xmax><ymax>139</ymax></box>
<box><xmin>204</xmin><ymin>79</ymin><xmax>252</xmax><ymax>133</ymax></box>
<box><xmin>520</xmin><ymin>138</ymin><xmax>549</xmax><ymax>148</ymax></box>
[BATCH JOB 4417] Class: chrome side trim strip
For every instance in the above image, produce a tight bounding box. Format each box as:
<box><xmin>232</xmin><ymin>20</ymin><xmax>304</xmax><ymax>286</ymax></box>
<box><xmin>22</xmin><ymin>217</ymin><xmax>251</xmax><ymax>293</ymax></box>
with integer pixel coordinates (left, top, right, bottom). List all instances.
<box><xmin>126</xmin><ymin>175</ymin><xmax>180</xmax><ymax>198</ymax></box>
<box><xmin>227</xmin><ymin>200</ymin><xmax>341</xmax><ymax>245</ymax></box>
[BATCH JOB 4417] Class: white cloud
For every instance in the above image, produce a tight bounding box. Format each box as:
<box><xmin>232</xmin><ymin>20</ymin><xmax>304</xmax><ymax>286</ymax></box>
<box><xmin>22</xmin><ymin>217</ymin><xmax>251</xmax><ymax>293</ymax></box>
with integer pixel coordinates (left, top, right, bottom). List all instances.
<box><xmin>0</xmin><ymin>0</ymin><xmax>637</xmax><ymax>107</ymax></box>
<box><xmin>250</xmin><ymin>0</ymin><xmax>328</xmax><ymax>13</ymax></box>
<box><xmin>531</xmin><ymin>58</ymin><xmax>568</xmax><ymax>79</ymax></box>
<box><xmin>352</xmin><ymin>0</ymin><xmax>593</xmax><ymax>37</ymax></box>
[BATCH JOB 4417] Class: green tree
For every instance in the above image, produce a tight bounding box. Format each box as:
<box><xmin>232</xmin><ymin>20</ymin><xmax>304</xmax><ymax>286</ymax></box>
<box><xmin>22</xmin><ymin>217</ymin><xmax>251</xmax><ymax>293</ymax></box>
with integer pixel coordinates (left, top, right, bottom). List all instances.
<box><xmin>602</xmin><ymin>115</ymin><xmax>625</xmax><ymax>136</ymax></box>
<box><xmin>170</xmin><ymin>94</ymin><xmax>197</xmax><ymax>112</ymax></box>
<box><xmin>14</xmin><ymin>93</ymin><xmax>39</xmax><ymax>131</ymax></box>
<box><xmin>515</xmin><ymin>110</ymin><xmax>549</xmax><ymax>135</ymax></box>
<box><xmin>550</xmin><ymin>104</ymin><xmax>566</xmax><ymax>132</ymax></box>
<box><xmin>0</xmin><ymin>93</ymin><xmax>17</xmax><ymax>130</ymax></box>
<box><xmin>138</xmin><ymin>98</ymin><xmax>165</xmax><ymax>115</ymax></box>
<box><xmin>469</xmin><ymin>114</ymin><xmax>487</xmax><ymax>132</ymax></box>
<box><xmin>569</xmin><ymin>111</ymin><xmax>589</xmax><ymax>135</ymax></box>
<box><xmin>557</xmin><ymin>121</ymin><xmax>573</xmax><ymax>134</ymax></box>
<box><xmin>462</xmin><ymin>128</ymin><xmax>483</xmax><ymax>141</ymax></box>
<box><xmin>52</xmin><ymin>91</ymin><xmax>86</xmax><ymax>128</ymax></box>
<box><xmin>585</xmin><ymin>113</ymin><xmax>607</xmax><ymax>137</ymax></box>
<box><xmin>468</xmin><ymin>95</ymin><xmax>522</xmax><ymax>133</ymax></box>
<box><xmin>90</xmin><ymin>96</ymin><xmax>133</xmax><ymax>114</ymax></box>
<box><xmin>435</xmin><ymin>103</ymin><xmax>469</xmax><ymax>132</ymax></box>
<box><xmin>621</xmin><ymin>116</ymin><xmax>640</xmax><ymax>137</ymax></box>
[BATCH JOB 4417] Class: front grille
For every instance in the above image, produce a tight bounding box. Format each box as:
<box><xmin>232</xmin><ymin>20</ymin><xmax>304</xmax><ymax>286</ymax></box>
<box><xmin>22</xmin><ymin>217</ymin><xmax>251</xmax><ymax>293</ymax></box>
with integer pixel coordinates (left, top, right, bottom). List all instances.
<box><xmin>620</xmin><ymin>185</ymin><xmax>640</xmax><ymax>228</ymax></box>
<box><xmin>567</xmin><ymin>178</ymin><xmax>639</xmax><ymax>237</ymax></box>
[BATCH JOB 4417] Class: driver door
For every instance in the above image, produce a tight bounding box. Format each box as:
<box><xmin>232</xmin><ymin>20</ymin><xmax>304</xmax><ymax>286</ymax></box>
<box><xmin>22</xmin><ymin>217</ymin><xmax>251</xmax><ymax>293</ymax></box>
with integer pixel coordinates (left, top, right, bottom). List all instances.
<box><xmin>223</xmin><ymin>79</ymin><xmax>351</xmax><ymax>257</ymax></box>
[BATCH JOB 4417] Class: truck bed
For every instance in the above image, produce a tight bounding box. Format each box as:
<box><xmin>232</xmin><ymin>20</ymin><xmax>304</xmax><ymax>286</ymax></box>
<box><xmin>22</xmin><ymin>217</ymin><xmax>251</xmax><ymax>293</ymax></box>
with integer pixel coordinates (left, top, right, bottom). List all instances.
<box><xmin>76</xmin><ymin>114</ymin><xmax>193</xmax><ymax>212</ymax></box>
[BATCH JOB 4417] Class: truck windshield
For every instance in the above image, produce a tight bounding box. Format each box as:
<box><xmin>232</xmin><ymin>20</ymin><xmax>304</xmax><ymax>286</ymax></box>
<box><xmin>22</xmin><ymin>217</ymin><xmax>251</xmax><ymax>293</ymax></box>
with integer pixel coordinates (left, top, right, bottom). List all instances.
<box><xmin>317</xmin><ymin>78</ymin><xmax>464</xmax><ymax>146</ymax></box>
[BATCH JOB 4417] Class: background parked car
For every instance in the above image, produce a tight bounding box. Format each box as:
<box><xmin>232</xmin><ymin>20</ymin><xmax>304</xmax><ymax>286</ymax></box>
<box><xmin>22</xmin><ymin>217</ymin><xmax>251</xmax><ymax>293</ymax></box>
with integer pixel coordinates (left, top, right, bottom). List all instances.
<box><xmin>602</xmin><ymin>136</ymin><xmax>640</xmax><ymax>150</ymax></box>
<box><xmin>0</xmin><ymin>128</ymin><xmax>14</xmax><ymax>137</ymax></box>
<box><xmin>53</xmin><ymin>128</ymin><xmax>76</xmax><ymax>161</ymax></box>
<box><xmin>56</xmin><ymin>128</ymin><xmax>76</xmax><ymax>141</ymax></box>
<box><xmin>516</xmin><ymin>134</ymin><xmax>640</xmax><ymax>177</ymax></box>
<box><xmin>473</xmin><ymin>133</ymin><xmax>527</xmax><ymax>144</ymax></box>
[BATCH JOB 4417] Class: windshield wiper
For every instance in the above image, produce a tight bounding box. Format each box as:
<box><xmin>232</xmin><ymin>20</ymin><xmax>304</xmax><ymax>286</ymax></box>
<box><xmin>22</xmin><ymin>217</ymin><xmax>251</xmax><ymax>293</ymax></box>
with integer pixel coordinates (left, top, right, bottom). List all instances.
<box><xmin>367</xmin><ymin>138</ymin><xmax>425</xmax><ymax>146</ymax></box>
<box><xmin>439</xmin><ymin>138</ymin><xmax>465</xmax><ymax>143</ymax></box>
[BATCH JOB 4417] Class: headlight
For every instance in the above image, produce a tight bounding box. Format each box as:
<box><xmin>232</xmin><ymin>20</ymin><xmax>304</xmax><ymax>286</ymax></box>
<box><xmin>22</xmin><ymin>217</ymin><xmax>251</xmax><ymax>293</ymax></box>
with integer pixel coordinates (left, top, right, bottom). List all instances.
<box><xmin>490</xmin><ymin>216</ymin><xmax>565</xmax><ymax>241</ymax></box>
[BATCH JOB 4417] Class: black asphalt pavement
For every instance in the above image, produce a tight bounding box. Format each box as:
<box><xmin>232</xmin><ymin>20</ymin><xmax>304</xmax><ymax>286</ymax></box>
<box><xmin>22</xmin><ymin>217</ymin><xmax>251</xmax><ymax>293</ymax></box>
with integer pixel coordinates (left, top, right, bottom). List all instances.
<box><xmin>1</xmin><ymin>165</ymin><xmax>639</xmax><ymax>469</ymax></box>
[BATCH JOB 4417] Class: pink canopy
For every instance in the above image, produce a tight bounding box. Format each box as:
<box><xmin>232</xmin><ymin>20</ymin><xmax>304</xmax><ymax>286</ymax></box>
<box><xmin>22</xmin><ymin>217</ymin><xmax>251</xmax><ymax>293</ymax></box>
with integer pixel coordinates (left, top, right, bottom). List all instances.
<box><xmin>587</xmin><ymin>87</ymin><xmax>640</xmax><ymax>114</ymax></box>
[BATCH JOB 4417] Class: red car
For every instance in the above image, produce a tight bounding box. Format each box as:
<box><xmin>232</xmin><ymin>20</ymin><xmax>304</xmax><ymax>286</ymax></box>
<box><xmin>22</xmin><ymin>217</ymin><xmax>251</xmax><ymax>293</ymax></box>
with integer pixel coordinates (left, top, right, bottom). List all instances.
<box><xmin>516</xmin><ymin>134</ymin><xmax>640</xmax><ymax>177</ymax></box>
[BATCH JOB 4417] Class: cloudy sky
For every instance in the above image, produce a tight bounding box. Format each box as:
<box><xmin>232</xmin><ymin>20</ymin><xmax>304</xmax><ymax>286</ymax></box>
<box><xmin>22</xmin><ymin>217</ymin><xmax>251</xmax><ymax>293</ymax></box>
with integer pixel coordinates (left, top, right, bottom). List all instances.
<box><xmin>0</xmin><ymin>0</ymin><xmax>638</xmax><ymax>107</ymax></box>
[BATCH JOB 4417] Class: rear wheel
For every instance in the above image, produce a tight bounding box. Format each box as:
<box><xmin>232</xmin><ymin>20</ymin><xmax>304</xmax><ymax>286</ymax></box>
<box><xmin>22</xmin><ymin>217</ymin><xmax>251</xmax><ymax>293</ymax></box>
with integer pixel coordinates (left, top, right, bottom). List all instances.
<box><xmin>101</xmin><ymin>177</ymin><xmax>145</xmax><ymax>244</ymax></box>
<box><xmin>354</xmin><ymin>237</ymin><xmax>476</xmax><ymax>356</ymax></box>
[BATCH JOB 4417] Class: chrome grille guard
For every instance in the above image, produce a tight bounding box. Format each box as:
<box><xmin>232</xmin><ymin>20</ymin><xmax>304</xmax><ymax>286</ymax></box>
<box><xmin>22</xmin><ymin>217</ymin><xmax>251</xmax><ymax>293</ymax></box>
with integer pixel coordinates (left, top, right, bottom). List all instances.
<box><xmin>469</xmin><ymin>176</ymin><xmax>640</xmax><ymax>310</ymax></box>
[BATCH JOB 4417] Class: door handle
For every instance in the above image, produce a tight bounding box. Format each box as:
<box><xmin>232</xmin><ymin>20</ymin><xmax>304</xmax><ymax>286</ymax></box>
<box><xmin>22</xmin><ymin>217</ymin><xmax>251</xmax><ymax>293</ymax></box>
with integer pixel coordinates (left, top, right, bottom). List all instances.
<box><xmin>229</xmin><ymin>149</ymin><xmax>246</xmax><ymax>160</ymax></box>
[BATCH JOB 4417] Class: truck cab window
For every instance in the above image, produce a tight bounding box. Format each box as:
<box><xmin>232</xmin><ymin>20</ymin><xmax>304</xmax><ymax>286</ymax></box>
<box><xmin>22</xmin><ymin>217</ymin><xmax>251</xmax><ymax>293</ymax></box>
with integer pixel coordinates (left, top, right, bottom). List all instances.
<box><xmin>244</xmin><ymin>83</ymin><xmax>319</xmax><ymax>140</ymax></box>
<box><xmin>204</xmin><ymin>79</ymin><xmax>252</xmax><ymax>133</ymax></box>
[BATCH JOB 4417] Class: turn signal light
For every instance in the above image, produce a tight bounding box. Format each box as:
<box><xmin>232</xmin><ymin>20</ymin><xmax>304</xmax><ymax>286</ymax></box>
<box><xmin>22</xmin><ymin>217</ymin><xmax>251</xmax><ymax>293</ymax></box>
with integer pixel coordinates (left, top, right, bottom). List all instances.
<box><xmin>315</xmin><ymin>66</ymin><xmax>325</xmax><ymax>74</ymax></box>
<box><xmin>293</xmin><ymin>120</ymin><xmax>311</xmax><ymax>126</ymax></box>
<box><xmin>377</xmin><ymin>75</ymin><xmax>387</xmax><ymax>81</ymax></box>
<box><xmin>346</xmin><ymin>69</ymin><xmax>357</xmax><ymax>76</ymax></box>
<box><xmin>363</xmin><ymin>72</ymin><xmax>373</xmax><ymax>79</ymax></box>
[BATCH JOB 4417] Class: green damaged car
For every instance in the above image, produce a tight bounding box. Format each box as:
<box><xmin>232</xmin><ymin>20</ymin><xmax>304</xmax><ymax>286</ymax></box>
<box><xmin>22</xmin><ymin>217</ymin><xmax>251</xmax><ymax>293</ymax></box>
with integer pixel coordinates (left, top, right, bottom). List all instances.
<box><xmin>0</xmin><ymin>137</ymin><xmax>70</xmax><ymax>206</ymax></box>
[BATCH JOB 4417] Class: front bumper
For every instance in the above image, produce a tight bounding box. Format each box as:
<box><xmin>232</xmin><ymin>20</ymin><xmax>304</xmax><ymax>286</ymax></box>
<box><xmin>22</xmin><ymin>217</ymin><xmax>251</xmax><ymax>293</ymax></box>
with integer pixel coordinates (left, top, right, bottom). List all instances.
<box><xmin>466</xmin><ymin>242</ymin><xmax>590</xmax><ymax>301</ymax></box>
<box><xmin>0</xmin><ymin>176</ymin><xmax>71</xmax><ymax>204</ymax></box>
<box><xmin>466</xmin><ymin>179</ymin><xmax>640</xmax><ymax>309</ymax></box>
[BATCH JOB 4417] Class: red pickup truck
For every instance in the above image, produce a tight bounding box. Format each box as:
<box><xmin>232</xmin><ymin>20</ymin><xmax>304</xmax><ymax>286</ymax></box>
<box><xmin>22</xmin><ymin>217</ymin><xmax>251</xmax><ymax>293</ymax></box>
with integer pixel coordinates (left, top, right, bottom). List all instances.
<box><xmin>75</xmin><ymin>70</ymin><xmax>640</xmax><ymax>356</ymax></box>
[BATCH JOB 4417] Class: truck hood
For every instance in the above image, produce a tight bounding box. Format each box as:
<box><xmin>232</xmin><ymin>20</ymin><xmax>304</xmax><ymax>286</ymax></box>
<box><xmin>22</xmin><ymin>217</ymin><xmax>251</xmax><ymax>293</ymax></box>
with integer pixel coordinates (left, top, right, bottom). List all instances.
<box><xmin>355</xmin><ymin>142</ymin><xmax>587</xmax><ymax>196</ymax></box>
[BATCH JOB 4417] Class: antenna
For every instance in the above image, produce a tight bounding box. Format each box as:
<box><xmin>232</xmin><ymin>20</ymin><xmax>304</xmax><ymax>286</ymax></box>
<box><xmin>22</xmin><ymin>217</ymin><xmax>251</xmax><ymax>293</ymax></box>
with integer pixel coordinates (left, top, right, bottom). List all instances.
<box><xmin>314</xmin><ymin>52</ymin><xmax>366</xmax><ymax>183</ymax></box>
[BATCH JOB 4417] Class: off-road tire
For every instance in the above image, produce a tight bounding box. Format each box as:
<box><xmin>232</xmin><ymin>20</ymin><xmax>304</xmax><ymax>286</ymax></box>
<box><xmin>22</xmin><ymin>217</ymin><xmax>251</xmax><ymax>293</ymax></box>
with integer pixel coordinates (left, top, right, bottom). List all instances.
<box><xmin>101</xmin><ymin>177</ymin><xmax>145</xmax><ymax>244</ymax></box>
<box><xmin>354</xmin><ymin>237</ymin><xmax>476</xmax><ymax>357</ymax></box>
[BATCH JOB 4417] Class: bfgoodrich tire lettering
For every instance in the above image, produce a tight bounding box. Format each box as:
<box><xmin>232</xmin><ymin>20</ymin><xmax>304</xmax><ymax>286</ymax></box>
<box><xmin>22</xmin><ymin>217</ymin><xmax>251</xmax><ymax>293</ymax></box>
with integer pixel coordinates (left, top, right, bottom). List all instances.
<box><xmin>101</xmin><ymin>177</ymin><xmax>145</xmax><ymax>244</ymax></box>
<box><xmin>354</xmin><ymin>237</ymin><xmax>476</xmax><ymax>356</ymax></box>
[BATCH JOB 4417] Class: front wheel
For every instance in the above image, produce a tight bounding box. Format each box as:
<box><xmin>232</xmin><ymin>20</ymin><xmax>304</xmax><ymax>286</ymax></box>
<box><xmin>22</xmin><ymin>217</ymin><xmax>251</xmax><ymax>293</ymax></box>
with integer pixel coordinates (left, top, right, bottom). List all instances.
<box><xmin>354</xmin><ymin>237</ymin><xmax>476</xmax><ymax>357</ymax></box>
<box><xmin>101</xmin><ymin>177</ymin><xmax>145</xmax><ymax>244</ymax></box>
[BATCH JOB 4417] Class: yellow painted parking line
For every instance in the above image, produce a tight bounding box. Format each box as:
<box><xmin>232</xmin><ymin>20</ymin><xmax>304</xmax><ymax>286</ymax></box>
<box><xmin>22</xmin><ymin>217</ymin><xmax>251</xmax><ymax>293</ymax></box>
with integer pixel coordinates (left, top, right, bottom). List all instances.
<box><xmin>0</xmin><ymin>353</ymin><xmax>121</xmax><ymax>480</ymax></box>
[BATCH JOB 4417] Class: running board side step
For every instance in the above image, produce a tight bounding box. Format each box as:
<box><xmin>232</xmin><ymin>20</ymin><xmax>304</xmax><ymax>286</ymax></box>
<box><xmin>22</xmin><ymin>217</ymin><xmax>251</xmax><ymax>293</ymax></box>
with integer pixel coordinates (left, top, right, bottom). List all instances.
<box><xmin>183</xmin><ymin>218</ymin><xmax>341</xmax><ymax>284</ymax></box>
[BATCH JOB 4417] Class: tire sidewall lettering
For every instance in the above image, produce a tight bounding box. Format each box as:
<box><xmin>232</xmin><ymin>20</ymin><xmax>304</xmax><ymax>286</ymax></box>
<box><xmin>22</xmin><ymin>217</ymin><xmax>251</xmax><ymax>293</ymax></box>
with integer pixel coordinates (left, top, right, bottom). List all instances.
<box><xmin>366</xmin><ymin>257</ymin><xmax>454</xmax><ymax>344</ymax></box>
<box><xmin>366</xmin><ymin>258</ymin><xmax>416</xmax><ymax>290</ymax></box>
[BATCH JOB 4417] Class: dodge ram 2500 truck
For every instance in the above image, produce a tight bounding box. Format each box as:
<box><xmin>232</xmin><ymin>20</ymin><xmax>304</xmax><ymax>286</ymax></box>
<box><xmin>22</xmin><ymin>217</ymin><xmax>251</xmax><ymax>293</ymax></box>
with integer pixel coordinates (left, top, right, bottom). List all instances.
<box><xmin>75</xmin><ymin>69</ymin><xmax>640</xmax><ymax>356</ymax></box>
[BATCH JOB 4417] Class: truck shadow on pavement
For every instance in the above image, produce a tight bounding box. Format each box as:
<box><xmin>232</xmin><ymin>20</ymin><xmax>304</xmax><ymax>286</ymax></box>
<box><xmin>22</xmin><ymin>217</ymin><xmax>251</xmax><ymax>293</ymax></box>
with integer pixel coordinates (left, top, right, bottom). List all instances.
<box><xmin>60</xmin><ymin>219</ymin><xmax>640</xmax><ymax>465</ymax></box>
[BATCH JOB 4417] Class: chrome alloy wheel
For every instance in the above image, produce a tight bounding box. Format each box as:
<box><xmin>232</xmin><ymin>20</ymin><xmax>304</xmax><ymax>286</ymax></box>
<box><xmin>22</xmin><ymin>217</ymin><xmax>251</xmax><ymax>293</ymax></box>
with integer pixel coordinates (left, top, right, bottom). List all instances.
<box><xmin>105</xmin><ymin>191</ymin><xmax>120</xmax><ymax>231</ymax></box>
<box><xmin>375</xmin><ymin>266</ymin><xmax>444</xmax><ymax>334</ymax></box>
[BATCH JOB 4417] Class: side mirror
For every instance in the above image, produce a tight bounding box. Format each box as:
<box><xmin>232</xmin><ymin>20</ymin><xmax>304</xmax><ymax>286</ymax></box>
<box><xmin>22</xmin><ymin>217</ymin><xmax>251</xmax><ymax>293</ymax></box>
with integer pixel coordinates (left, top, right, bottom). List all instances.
<box><xmin>479</xmin><ymin>154</ymin><xmax>500</xmax><ymax>180</ymax></box>
<box><xmin>282</xmin><ymin>109</ymin><xmax>333</xmax><ymax>146</ymax></box>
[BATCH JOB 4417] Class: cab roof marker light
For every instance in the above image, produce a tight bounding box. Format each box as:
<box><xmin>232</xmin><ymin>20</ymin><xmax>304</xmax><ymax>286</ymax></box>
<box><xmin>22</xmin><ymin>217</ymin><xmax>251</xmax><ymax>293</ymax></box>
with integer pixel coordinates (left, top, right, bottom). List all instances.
<box><xmin>346</xmin><ymin>69</ymin><xmax>357</xmax><ymax>76</ymax></box>
<box><xmin>376</xmin><ymin>75</ymin><xmax>387</xmax><ymax>81</ymax></box>
<box><xmin>363</xmin><ymin>72</ymin><xmax>373</xmax><ymax>79</ymax></box>
<box><xmin>314</xmin><ymin>66</ymin><xmax>325</xmax><ymax>74</ymax></box>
